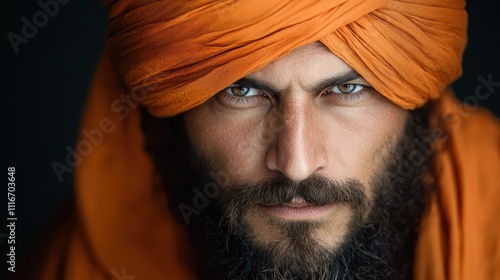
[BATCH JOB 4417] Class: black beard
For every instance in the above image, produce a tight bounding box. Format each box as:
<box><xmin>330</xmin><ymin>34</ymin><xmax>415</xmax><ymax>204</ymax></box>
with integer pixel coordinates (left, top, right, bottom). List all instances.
<box><xmin>141</xmin><ymin>104</ymin><xmax>435</xmax><ymax>280</ymax></box>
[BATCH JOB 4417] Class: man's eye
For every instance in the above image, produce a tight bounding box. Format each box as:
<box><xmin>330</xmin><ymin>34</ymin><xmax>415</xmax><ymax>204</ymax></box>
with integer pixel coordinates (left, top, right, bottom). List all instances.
<box><xmin>216</xmin><ymin>84</ymin><xmax>267</xmax><ymax>108</ymax></box>
<box><xmin>330</xmin><ymin>84</ymin><xmax>365</xmax><ymax>94</ymax></box>
<box><xmin>225</xmin><ymin>85</ymin><xmax>260</xmax><ymax>97</ymax></box>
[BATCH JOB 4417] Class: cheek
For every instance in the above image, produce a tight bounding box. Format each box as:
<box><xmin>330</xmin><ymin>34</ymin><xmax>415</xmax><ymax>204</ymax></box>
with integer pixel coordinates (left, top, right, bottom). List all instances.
<box><xmin>321</xmin><ymin>100</ymin><xmax>408</xmax><ymax>185</ymax></box>
<box><xmin>184</xmin><ymin>102</ymin><xmax>269</xmax><ymax>183</ymax></box>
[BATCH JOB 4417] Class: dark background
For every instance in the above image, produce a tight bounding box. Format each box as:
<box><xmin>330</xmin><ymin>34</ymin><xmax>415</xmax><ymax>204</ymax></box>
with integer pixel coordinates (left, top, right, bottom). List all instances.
<box><xmin>2</xmin><ymin>0</ymin><xmax>500</xmax><ymax>273</ymax></box>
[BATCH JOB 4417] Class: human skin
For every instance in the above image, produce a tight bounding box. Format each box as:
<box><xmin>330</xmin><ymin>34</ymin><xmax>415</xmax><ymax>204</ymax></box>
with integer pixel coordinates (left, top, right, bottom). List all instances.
<box><xmin>184</xmin><ymin>42</ymin><xmax>409</xmax><ymax>251</ymax></box>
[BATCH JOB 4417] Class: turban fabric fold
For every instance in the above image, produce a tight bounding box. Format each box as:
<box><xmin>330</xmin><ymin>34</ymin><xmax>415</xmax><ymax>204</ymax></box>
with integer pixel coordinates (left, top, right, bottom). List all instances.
<box><xmin>105</xmin><ymin>0</ymin><xmax>467</xmax><ymax>116</ymax></box>
<box><xmin>27</xmin><ymin>1</ymin><xmax>500</xmax><ymax>279</ymax></box>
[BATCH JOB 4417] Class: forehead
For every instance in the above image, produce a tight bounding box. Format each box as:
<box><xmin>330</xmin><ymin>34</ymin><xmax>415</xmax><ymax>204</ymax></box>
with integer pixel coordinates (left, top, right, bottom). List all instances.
<box><xmin>246</xmin><ymin>42</ymin><xmax>358</xmax><ymax>87</ymax></box>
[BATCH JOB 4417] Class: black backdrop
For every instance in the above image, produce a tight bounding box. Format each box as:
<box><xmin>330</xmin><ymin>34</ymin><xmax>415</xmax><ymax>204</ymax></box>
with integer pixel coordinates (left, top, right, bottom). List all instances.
<box><xmin>2</xmin><ymin>0</ymin><xmax>500</xmax><ymax>273</ymax></box>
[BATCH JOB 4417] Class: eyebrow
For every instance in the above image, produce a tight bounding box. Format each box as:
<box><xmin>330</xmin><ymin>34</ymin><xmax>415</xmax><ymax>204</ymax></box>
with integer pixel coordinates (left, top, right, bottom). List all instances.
<box><xmin>231</xmin><ymin>70</ymin><xmax>365</xmax><ymax>94</ymax></box>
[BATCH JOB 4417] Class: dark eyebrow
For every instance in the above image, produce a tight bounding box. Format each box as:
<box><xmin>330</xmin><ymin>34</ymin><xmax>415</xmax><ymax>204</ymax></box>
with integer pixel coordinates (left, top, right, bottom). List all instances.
<box><xmin>231</xmin><ymin>77</ymin><xmax>279</xmax><ymax>93</ymax></box>
<box><xmin>231</xmin><ymin>70</ymin><xmax>364</xmax><ymax>94</ymax></box>
<box><xmin>309</xmin><ymin>70</ymin><xmax>364</xmax><ymax>93</ymax></box>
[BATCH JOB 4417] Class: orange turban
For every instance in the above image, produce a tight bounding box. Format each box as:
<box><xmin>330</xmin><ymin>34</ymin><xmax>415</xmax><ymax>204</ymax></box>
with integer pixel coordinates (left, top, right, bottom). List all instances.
<box><xmin>105</xmin><ymin>0</ymin><xmax>467</xmax><ymax>116</ymax></box>
<box><xmin>28</xmin><ymin>1</ymin><xmax>500</xmax><ymax>280</ymax></box>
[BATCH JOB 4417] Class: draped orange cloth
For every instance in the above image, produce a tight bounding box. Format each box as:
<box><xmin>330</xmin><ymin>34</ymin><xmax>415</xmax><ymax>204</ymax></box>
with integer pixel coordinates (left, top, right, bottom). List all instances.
<box><xmin>31</xmin><ymin>0</ymin><xmax>500</xmax><ymax>279</ymax></box>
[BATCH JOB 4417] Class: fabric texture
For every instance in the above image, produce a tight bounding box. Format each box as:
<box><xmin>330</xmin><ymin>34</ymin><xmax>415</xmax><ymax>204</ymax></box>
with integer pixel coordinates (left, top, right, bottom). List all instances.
<box><xmin>32</xmin><ymin>0</ymin><xmax>500</xmax><ymax>279</ymax></box>
<box><xmin>104</xmin><ymin>0</ymin><xmax>467</xmax><ymax>116</ymax></box>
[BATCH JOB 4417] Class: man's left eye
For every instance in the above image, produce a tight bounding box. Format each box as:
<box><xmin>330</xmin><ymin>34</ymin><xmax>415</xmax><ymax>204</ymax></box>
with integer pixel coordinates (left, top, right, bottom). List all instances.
<box><xmin>330</xmin><ymin>84</ymin><xmax>365</xmax><ymax>94</ymax></box>
<box><xmin>225</xmin><ymin>85</ymin><xmax>260</xmax><ymax>97</ymax></box>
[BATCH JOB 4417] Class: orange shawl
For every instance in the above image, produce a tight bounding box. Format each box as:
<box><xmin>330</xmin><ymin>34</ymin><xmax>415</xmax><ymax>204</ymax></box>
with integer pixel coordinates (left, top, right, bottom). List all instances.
<box><xmin>35</xmin><ymin>0</ymin><xmax>500</xmax><ymax>279</ymax></box>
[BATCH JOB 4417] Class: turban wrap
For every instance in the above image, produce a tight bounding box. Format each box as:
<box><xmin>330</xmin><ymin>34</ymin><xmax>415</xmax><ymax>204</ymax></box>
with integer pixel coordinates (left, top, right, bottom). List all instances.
<box><xmin>28</xmin><ymin>1</ymin><xmax>500</xmax><ymax>280</ymax></box>
<box><xmin>105</xmin><ymin>0</ymin><xmax>467</xmax><ymax>116</ymax></box>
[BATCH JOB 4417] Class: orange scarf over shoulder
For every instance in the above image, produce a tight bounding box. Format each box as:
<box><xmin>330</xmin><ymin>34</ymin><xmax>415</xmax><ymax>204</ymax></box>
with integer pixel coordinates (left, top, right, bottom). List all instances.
<box><xmin>35</xmin><ymin>1</ymin><xmax>500</xmax><ymax>279</ymax></box>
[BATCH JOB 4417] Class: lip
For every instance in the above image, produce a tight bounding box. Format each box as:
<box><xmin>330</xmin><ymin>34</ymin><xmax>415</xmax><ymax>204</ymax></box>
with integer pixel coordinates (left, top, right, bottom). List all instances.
<box><xmin>259</xmin><ymin>198</ymin><xmax>335</xmax><ymax>220</ymax></box>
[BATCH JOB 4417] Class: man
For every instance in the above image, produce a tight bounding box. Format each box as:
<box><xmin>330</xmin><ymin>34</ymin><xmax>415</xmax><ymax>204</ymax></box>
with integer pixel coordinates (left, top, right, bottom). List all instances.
<box><xmin>141</xmin><ymin>41</ymin><xmax>435</xmax><ymax>279</ymax></box>
<box><xmin>18</xmin><ymin>0</ymin><xmax>500</xmax><ymax>279</ymax></box>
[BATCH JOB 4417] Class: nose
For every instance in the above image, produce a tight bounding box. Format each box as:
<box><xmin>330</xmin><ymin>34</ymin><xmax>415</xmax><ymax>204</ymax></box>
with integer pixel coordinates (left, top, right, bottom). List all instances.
<box><xmin>265</xmin><ymin>99</ymin><xmax>328</xmax><ymax>181</ymax></box>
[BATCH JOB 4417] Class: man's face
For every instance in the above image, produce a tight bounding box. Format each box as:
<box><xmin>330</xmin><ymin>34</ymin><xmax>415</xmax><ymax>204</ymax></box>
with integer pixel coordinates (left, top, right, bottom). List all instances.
<box><xmin>183</xmin><ymin>42</ymin><xmax>408</xmax><ymax>252</ymax></box>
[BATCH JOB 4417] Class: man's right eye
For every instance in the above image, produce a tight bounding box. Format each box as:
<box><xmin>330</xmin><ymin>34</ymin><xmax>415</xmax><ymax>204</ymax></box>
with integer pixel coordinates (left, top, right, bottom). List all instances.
<box><xmin>224</xmin><ymin>85</ymin><xmax>260</xmax><ymax>97</ymax></box>
<box><xmin>215</xmin><ymin>84</ymin><xmax>269</xmax><ymax>109</ymax></box>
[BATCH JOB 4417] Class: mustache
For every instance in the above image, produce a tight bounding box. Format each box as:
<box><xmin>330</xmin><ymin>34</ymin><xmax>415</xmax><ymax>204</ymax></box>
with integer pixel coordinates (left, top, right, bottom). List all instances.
<box><xmin>221</xmin><ymin>174</ymin><xmax>368</xmax><ymax>224</ymax></box>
